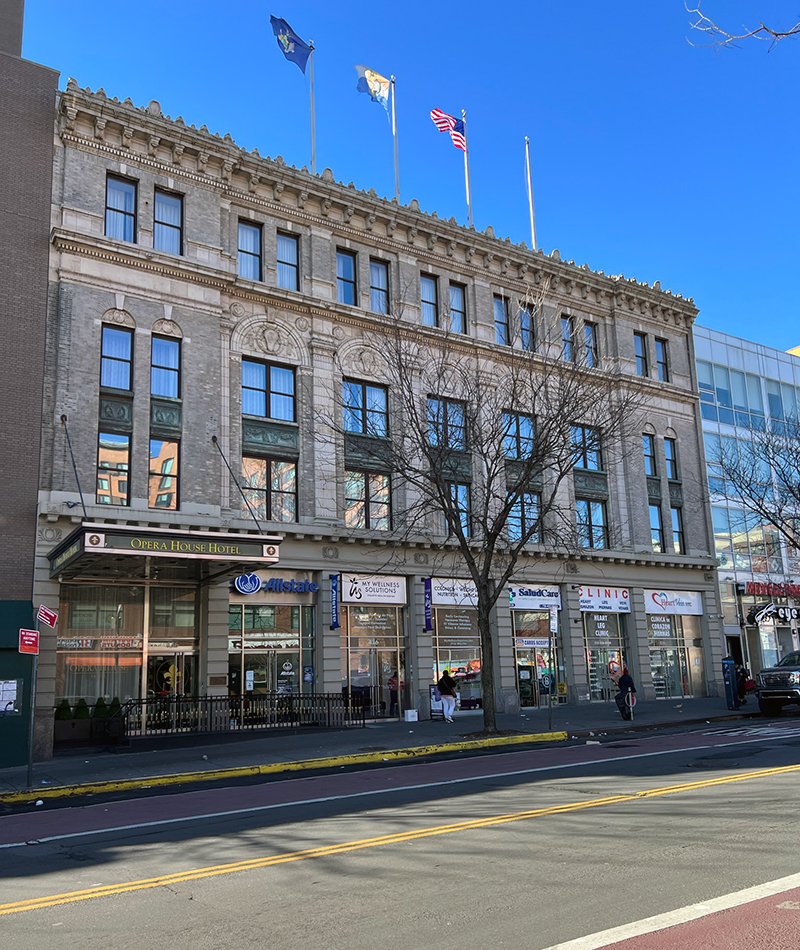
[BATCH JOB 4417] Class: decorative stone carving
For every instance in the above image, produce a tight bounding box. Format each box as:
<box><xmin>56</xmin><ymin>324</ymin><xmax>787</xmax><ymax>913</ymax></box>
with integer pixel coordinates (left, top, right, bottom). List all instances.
<box><xmin>172</xmin><ymin>143</ymin><xmax>185</xmax><ymax>165</ymax></box>
<box><xmin>365</xmin><ymin>213</ymin><xmax>376</xmax><ymax>232</ymax></box>
<box><xmin>121</xmin><ymin>127</ymin><xmax>133</xmax><ymax>149</ymax></box>
<box><xmin>101</xmin><ymin>308</ymin><xmax>135</xmax><ymax>328</ymax></box>
<box><xmin>426</xmin><ymin>234</ymin><xmax>437</xmax><ymax>251</ymax></box>
<box><xmin>321</xmin><ymin>198</ymin><xmax>332</xmax><ymax>216</ymax></box>
<box><xmin>573</xmin><ymin>470</ymin><xmax>608</xmax><ymax>499</ymax></box>
<box><xmin>38</xmin><ymin>527</ymin><xmax>63</xmax><ymax>544</ymax></box>
<box><xmin>295</xmin><ymin>316</ymin><xmax>310</xmax><ymax>332</ymax></box>
<box><xmin>152</xmin><ymin>318</ymin><xmax>182</xmax><ymax>338</ymax></box>
<box><xmin>298</xmin><ymin>191</ymin><xmax>308</xmax><ymax>209</ymax></box>
<box><xmin>465</xmin><ymin>247</ymin><xmax>475</xmax><ymax>263</ymax></box>
<box><xmin>94</xmin><ymin>116</ymin><xmax>106</xmax><ymax>140</ymax></box>
<box><xmin>501</xmin><ymin>259</ymin><xmax>510</xmax><ymax>275</ymax></box>
<box><xmin>413</xmin><ymin>552</ymin><xmax>429</xmax><ymax>564</ymax></box>
<box><xmin>248</xmin><ymin>173</ymin><xmax>260</xmax><ymax>193</ymax></box>
<box><xmin>150</xmin><ymin>400</ymin><xmax>182</xmax><ymax>432</ymax></box>
<box><xmin>241</xmin><ymin>321</ymin><xmax>299</xmax><ymax>361</ymax></box>
<box><xmin>148</xmin><ymin>135</ymin><xmax>160</xmax><ymax>156</ymax></box>
<box><xmin>322</xmin><ymin>546</ymin><xmax>339</xmax><ymax>559</ymax></box>
<box><xmin>272</xmin><ymin>182</ymin><xmax>284</xmax><ymax>202</ymax></box>
<box><xmin>647</xmin><ymin>477</ymin><xmax>662</xmax><ymax>503</ymax></box>
<box><xmin>386</xmin><ymin>219</ymin><xmax>397</xmax><ymax>237</ymax></box>
<box><xmin>343</xmin><ymin>205</ymin><xmax>355</xmax><ymax>223</ymax></box>
<box><xmin>230</xmin><ymin>301</ymin><xmax>246</xmax><ymax>318</ymax></box>
<box><xmin>197</xmin><ymin>151</ymin><xmax>209</xmax><ymax>174</ymax></box>
<box><xmin>332</xmin><ymin>326</ymin><xmax>345</xmax><ymax>341</ymax></box>
<box><xmin>407</xmin><ymin>227</ymin><xmax>418</xmax><ymax>245</ymax></box>
<box><xmin>222</xmin><ymin>159</ymin><xmax>234</xmax><ymax>182</ymax></box>
<box><xmin>565</xmin><ymin>562</ymin><xmax>578</xmax><ymax>574</ymax></box>
<box><xmin>447</xmin><ymin>241</ymin><xmax>457</xmax><ymax>257</ymax></box>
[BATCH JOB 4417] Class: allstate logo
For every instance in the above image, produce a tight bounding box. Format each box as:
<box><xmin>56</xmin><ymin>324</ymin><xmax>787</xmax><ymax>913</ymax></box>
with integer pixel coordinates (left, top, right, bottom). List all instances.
<box><xmin>234</xmin><ymin>573</ymin><xmax>262</xmax><ymax>594</ymax></box>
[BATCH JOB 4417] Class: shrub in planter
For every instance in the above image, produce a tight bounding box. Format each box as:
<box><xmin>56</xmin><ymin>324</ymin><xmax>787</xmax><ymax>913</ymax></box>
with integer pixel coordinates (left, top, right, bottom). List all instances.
<box><xmin>55</xmin><ymin>697</ymin><xmax>91</xmax><ymax>742</ymax></box>
<box><xmin>54</xmin><ymin>699</ymin><xmax>72</xmax><ymax>720</ymax></box>
<box><xmin>108</xmin><ymin>696</ymin><xmax>122</xmax><ymax>718</ymax></box>
<box><xmin>73</xmin><ymin>698</ymin><xmax>90</xmax><ymax>719</ymax></box>
<box><xmin>92</xmin><ymin>697</ymin><xmax>109</xmax><ymax>719</ymax></box>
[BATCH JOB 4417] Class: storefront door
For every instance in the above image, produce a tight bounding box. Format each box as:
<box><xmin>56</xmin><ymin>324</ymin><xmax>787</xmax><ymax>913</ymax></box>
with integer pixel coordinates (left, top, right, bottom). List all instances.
<box><xmin>228</xmin><ymin>604</ymin><xmax>313</xmax><ymax>697</ymax></box>
<box><xmin>341</xmin><ymin>605</ymin><xmax>406</xmax><ymax>718</ymax></box>
<box><xmin>584</xmin><ymin>612</ymin><xmax>627</xmax><ymax>701</ymax></box>
<box><xmin>146</xmin><ymin>652</ymin><xmax>196</xmax><ymax>697</ymax></box>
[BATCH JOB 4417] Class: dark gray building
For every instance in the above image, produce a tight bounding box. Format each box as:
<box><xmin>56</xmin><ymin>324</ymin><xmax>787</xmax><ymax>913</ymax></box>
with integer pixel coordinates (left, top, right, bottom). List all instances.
<box><xmin>0</xmin><ymin>0</ymin><xmax>59</xmax><ymax>766</ymax></box>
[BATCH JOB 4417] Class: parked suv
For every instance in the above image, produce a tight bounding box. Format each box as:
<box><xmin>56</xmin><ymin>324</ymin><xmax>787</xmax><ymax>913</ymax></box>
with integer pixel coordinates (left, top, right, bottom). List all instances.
<box><xmin>755</xmin><ymin>652</ymin><xmax>800</xmax><ymax>716</ymax></box>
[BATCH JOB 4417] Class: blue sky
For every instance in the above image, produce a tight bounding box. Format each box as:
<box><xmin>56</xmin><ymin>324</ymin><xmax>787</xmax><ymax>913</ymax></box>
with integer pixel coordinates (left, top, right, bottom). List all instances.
<box><xmin>22</xmin><ymin>1</ymin><xmax>800</xmax><ymax>349</ymax></box>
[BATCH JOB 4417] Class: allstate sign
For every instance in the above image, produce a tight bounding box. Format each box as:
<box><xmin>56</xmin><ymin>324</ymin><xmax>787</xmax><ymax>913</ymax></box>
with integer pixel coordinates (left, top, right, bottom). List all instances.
<box><xmin>234</xmin><ymin>573</ymin><xmax>262</xmax><ymax>594</ymax></box>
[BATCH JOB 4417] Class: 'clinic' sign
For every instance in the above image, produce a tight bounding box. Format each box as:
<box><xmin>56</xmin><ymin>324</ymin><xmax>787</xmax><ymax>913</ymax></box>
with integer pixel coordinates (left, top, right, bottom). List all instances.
<box><xmin>579</xmin><ymin>587</ymin><xmax>630</xmax><ymax>613</ymax></box>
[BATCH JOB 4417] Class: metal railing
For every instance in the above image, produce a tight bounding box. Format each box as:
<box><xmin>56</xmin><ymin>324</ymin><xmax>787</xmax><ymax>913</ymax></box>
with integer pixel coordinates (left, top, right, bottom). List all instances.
<box><xmin>118</xmin><ymin>693</ymin><xmax>365</xmax><ymax>738</ymax></box>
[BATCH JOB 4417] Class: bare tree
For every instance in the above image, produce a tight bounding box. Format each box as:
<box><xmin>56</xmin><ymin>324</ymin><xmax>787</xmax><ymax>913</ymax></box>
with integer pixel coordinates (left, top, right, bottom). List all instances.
<box><xmin>687</xmin><ymin>1</ymin><xmax>800</xmax><ymax>51</ymax></box>
<box><xmin>712</xmin><ymin>422</ymin><xmax>800</xmax><ymax>553</ymax></box>
<box><xmin>327</xmin><ymin>288</ymin><xmax>646</xmax><ymax>734</ymax></box>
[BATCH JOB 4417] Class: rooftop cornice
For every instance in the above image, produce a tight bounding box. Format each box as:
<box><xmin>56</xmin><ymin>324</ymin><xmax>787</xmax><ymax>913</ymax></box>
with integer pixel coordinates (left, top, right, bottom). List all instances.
<box><xmin>58</xmin><ymin>81</ymin><xmax>698</xmax><ymax>323</ymax></box>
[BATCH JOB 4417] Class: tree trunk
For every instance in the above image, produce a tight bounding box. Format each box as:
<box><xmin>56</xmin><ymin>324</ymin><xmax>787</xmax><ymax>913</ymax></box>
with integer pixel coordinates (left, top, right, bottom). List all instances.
<box><xmin>477</xmin><ymin>596</ymin><xmax>498</xmax><ymax>734</ymax></box>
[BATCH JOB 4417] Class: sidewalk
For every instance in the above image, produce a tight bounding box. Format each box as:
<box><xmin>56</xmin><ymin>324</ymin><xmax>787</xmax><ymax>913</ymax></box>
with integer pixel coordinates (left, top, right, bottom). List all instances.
<box><xmin>0</xmin><ymin>697</ymin><xmax>758</xmax><ymax>803</ymax></box>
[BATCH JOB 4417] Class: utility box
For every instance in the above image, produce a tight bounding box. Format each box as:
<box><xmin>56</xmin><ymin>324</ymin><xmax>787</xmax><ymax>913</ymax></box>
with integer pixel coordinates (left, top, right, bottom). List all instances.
<box><xmin>722</xmin><ymin>656</ymin><xmax>740</xmax><ymax>711</ymax></box>
<box><xmin>404</xmin><ymin>709</ymin><xmax>418</xmax><ymax>722</ymax></box>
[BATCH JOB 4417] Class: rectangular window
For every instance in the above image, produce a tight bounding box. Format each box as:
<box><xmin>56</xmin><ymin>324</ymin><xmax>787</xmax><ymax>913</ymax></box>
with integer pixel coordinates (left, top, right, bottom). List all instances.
<box><xmin>101</xmin><ymin>325</ymin><xmax>133</xmax><ymax>391</ymax></box>
<box><xmin>449</xmin><ymin>283</ymin><xmax>466</xmax><ymax>334</ymax></box>
<box><xmin>149</xmin><ymin>439</ymin><xmax>179</xmax><ymax>510</ymax></box>
<box><xmin>664</xmin><ymin>437</ymin><xmax>679</xmax><ymax>480</ymax></box>
<box><xmin>671</xmin><ymin>507</ymin><xmax>685</xmax><ymax>554</ymax></box>
<box><xmin>344</xmin><ymin>471</ymin><xmax>391</xmax><ymax>530</ymax></box>
<box><xmin>241</xmin><ymin>360</ymin><xmax>295</xmax><ymax>421</ymax></box>
<box><xmin>519</xmin><ymin>305</ymin><xmax>535</xmax><ymax>351</ymax></box>
<box><xmin>634</xmin><ymin>332</ymin><xmax>649</xmax><ymax>376</ymax></box>
<box><xmin>276</xmin><ymin>232</ymin><xmax>299</xmax><ymax>290</ymax></box>
<box><xmin>561</xmin><ymin>315</ymin><xmax>575</xmax><ymax>362</ymax></box>
<box><xmin>241</xmin><ymin>456</ymin><xmax>297</xmax><ymax>523</ymax></box>
<box><xmin>448</xmin><ymin>482</ymin><xmax>471</xmax><ymax>537</ymax></box>
<box><xmin>584</xmin><ymin>322</ymin><xmax>599</xmax><ymax>368</ymax></box>
<box><xmin>153</xmin><ymin>189</ymin><xmax>182</xmax><ymax>255</ymax></box>
<box><xmin>508</xmin><ymin>492</ymin><xmax>541</xmax><ymax>543</ymax></box>
<box><xmin>105</xmin><ymin>175</ymin><xmax>137</xmax><ymax>243</ymax></box>
<box><xmin>150</xmin><ymin>336</ymin><xmax>180</xmax><ymax>399</ymax></box>
<box><xmin>649</xmin><ymin>504</ymin><xmax>664</xmax><ymax>552</ymax></box>
<box><xmin>643</xmin><ymin>434</ymin><xmax>657</xmax><ymax>476</ymax></box>
<box><xmin>655</xmin><ymin>338</ymin><xmax>670</xmax><ymax>382</ymax></box>
<box><xmin>96</xmin><ymin>433</ymin><xmax>130</xmax><ymax>506</ymax></box>
<box><xmin>342</xmin><ymin>380</ymin><xmax>388</xmax><ymax>437</ymax></box>
<box><xmin>572</xmin><ymin>425</ymin><xmax>602</xmax><ymax>471</ymax></box>
<box><xmin>503</xmin><ymin>412</ymin><xmax>534</xmax><ymax>459</ymax></box>
<box><xmin>576</xmin><ymin>498</ymin><xmax>607</xmax><ymax>548</ymax></box>
<box><xmin>370</xmin><ymin>259</ymin><xmax>389</xmax><ymax>314</ymax></box>
<box><xmin>337</xmin><ymin>250</ymin><xmax>357</xmax><ymax>305</ymax></box>
<box><xmin>238</xmin><ymin>221</ymin><xmax>262</xmax><ymax>281</ymax></box>
<box><xmin>421</xmin><ymin>275</ymin><xmax>439</xmax><ymax>327</ymax></box>
<box><xmin>494</xmin><ymin>296</ymin><xmax>510</xmax><ymax>346</ymax></box>
<box><xmin>428</xmin><ymin>397</ymin><xmax>466</xmax><ymax>450</ymax></box>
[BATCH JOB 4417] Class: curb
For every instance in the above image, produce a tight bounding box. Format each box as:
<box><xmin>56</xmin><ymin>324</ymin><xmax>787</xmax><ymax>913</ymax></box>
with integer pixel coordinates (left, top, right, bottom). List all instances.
<box><xmin>0</xmin><ymin>729</ymin><xmax>566</xmax><ymax>805</ymax></box>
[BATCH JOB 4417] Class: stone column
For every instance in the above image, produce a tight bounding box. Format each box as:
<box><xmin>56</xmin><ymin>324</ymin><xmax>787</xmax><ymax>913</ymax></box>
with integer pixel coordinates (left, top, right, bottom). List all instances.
<box><xmin>203</xmin><ymin>579</ymin><xmax>230</xmax><ymax>697</ymax></box>
<box><xmin>628</xmin><ymin>588</ymin><xmax>654</xmax><ymax>699</ymax></box>
<box><xmin>563</xmin><ymin>583</ymin><xmax>590</xmax><ymax>703</ymax></box>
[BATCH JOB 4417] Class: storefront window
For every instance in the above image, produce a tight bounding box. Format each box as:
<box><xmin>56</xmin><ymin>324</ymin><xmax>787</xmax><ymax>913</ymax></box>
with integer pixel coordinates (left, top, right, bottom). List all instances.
<box><xmin>341</xmin><ymin>605</ymin><xmax>406</xmax><ymax>717</ymax></box>
<box><xmin>56</xmin><ymin>585</ymin><xmax>198</xmax><ymax>704</ymax></box>
<box><xmin>583</xmin><ymin>612</ymin><xmax>628</xmax><ymax>701</ymax></box>
<box><xmin>512</xmin><ymin>611</ymin><xmax>564</xmax><ymax>706</ymax></box>
<box><xmin>433</xmin><ymin>607</ymin><xmax>482</xmax><ymax>709</ymax></box>
<box><xmin>228</xmin><ymin>604</ymin><xmax>314</xmax><ymax>696</ymax></box>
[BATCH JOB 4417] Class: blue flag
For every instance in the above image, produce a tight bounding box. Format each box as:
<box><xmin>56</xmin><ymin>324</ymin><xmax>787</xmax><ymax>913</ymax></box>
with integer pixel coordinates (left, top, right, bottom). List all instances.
<box><xmin>355</xmin><ymin>64</ymin><xmax>390</xmax><ymax>116</ymax></box>
<box><xmin>270</xmin><ymin>15</ymin><xmax>312</xmax><ymax>74</ymax></box>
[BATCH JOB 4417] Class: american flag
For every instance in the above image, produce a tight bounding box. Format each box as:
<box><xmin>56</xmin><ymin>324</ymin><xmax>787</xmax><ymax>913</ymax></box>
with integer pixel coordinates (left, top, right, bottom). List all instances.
<box><xmin>430</xmin><ymin>109</ymin><xmax>466</xmax><ymax>151</ymax></box>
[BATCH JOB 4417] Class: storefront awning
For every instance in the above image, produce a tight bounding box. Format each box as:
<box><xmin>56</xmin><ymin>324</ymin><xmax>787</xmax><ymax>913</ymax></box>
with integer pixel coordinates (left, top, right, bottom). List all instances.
<box><xmin>48</xmin><ymin>523</ymin><xmax>281</xmax><ymax>582</ymax></box>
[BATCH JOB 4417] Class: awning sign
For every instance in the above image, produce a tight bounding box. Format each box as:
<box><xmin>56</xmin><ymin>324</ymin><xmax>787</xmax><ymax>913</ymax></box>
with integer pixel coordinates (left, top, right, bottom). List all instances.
<box><xmin>341</xmin><ymin>574</ymin><xmax>406</xmax><ymax>604</ymax></box>
<box><xmin>430</xmin><ymin>578</ymin><xmax>478</xmax><ymax>607</ymax></box>
<box><xmin>579</xmin><ymin>587</ymin><xmax>630</xmax><ymax>613</ymax></box>
<box><xmin>644</xmin><ymin>590</ymin><xmax>703</xmax><ymax>616</ymax></box>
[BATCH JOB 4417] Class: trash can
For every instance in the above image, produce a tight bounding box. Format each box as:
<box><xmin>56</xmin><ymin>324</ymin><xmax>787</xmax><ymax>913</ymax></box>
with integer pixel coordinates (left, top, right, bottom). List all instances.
<box><xmin>722</xmin><ymin>656</ymin><xmax>740</xmax><ymax>710</ymax></box>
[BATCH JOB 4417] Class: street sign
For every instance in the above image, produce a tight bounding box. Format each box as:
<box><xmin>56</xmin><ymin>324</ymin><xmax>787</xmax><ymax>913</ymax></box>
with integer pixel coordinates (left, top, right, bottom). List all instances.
<box><xmin>19</xmin><ymin>629</ymin><xmax>40</xmax><ymax>655</ymax></box>
<box><xmin>37</xmin><ymin>604</ymin><xmax>58</xmax><ymax>627</ymax></box>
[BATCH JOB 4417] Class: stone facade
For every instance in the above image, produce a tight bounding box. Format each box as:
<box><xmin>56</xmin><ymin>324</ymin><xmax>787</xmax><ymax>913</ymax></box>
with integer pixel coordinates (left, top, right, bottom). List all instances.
<box><xmin>30</xmin><ymin>81</ymin><xmax>723</xmax><ymax>757</ymax></box>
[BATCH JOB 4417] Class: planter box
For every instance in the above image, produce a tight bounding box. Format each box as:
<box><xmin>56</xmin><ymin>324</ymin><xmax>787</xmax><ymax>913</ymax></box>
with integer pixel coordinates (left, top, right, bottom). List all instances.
<box><xmin>54</xmin><ymin>719</ymin><xmax>91</xmax><ymax>743</ymax></box>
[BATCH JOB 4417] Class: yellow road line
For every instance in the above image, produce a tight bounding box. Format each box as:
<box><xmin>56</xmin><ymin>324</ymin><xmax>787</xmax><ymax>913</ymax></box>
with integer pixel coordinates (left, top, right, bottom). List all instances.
<box><xmin>4</xmin><ymin>761</ymin><xmax>800</xmax><ymax>917</ymax></box>
<box><xmin>0</xmin><ymin>730</ymin><xmax>565</xmax><ymax>804</ymax></box>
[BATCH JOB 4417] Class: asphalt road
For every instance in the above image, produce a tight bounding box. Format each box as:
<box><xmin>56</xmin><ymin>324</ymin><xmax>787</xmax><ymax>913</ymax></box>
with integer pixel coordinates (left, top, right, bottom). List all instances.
<box><xmin>3</xmin><ymin>720</ymin><xmax>800</xmax><ymax>950</ymax></box>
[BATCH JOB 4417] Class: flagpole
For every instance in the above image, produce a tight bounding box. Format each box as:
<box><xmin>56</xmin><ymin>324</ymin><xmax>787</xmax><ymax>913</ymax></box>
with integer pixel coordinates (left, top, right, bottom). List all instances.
<box><xmin>461</xmin><ymin>109</ymin><xmax>473</xmax><ymax>229</ymax></box>
<box><xmin>391</xmin><ymin>76</ymin><xmax>399</xmax><ymax>201</ymax></box>
<box><xmin>525</xmin><ymin>136</ymin><xmax>537</xmax><ymax>250</ymax></box>
<box><xmin>309</xmin><ymin>42</ymin><xmax>316</xmax><ymax>174</ymax></box>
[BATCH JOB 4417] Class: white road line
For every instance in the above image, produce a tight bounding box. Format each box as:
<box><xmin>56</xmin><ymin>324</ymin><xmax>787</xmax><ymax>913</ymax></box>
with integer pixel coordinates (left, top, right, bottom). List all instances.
<box><xmin>0</xmin><ymin>733</ymin><xmax>792</xmax><ymax>850</ymax></box>
<box><xmin>538</xmin><ymin>871</ymin><xmax>800</xmax><ymax>949</ymax></box>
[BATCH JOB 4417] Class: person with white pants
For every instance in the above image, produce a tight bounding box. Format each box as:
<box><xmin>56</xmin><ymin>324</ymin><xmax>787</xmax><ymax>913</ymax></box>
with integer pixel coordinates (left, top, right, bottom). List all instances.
<box><xmin>437</xmin><ymin>669</ymin><xmax>458</xmax><ymax>722</ymax></box>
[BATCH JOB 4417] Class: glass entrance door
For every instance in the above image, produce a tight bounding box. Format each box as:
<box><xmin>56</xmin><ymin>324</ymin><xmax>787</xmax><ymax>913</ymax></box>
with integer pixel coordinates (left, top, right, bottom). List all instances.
<box><xmin>584</xmin><ymin>612</ymin><xmax>627</xmax><ymax>701</ymax></box>
<box><xmin>341</xmin><ymin>605</ymin><xmax>406</xmax><ymax>718</ymax></box>
<box><xmin>146</xmin><ymin>652</ymin><xmax>196</xmax><ymax>697</ymax></box>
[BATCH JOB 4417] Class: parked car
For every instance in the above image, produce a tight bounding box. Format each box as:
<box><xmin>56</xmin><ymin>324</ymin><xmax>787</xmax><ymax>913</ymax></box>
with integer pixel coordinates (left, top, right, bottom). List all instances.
<box><xmin>754</xmin><ymin>652</ymin><xmax>800</xmax><ymax>716</ymax></box>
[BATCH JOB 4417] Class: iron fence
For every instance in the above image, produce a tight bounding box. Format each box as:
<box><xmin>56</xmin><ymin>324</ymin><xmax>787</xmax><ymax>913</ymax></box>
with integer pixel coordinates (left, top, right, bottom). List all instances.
<box><xmin>75</xmin><ymin>693</ymin><xmax>365</xmax><ymax>741</ymax></box>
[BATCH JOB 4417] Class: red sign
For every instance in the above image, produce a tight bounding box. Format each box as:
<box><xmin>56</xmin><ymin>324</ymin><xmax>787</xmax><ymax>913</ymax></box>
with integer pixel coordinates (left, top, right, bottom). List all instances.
<box><xmin>37</xmin><ymin>604</ymin><xmax>58</xmax><ymax>627</ymax></box>
<box><xmin>19</xmin><ymin>629</ymin><xmax>40</xmax><ymax>655</ymax></box>
<box><xmin>746</xmin><ymin>582</ymin><xmax>800</xmax><ymax>598</ymax></box>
